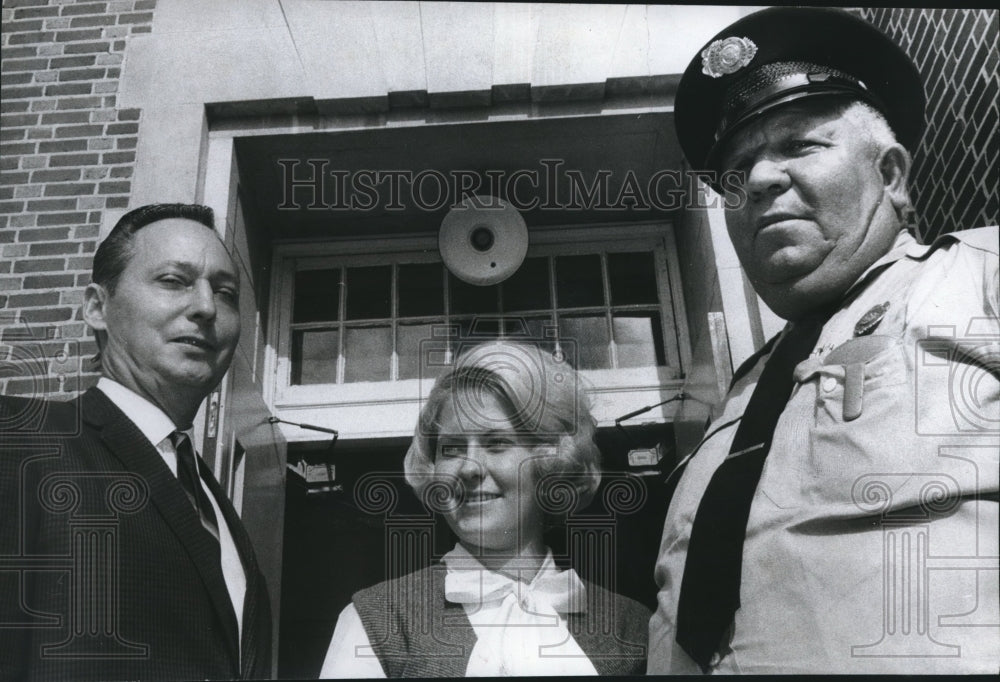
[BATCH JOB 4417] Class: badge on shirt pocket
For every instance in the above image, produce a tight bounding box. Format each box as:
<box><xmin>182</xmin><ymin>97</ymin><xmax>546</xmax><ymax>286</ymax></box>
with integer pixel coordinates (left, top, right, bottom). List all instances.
<box><xmin>773</xmin><ymin>335</ymin><xmax>912</xmax><ymax>509</ymax></box>
<box><xmin>819</xmin><ymin>335</ymin><xmax>905</xmax><ymax>421</ymax></box>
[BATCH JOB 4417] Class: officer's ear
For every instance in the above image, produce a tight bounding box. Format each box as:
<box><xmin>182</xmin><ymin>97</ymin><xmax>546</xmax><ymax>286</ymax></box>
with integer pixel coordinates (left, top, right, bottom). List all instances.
<box><xmin>83</xmin><ymin>283</ymin><xmax>109</xmax><ymax>335</ymax></box>
<box><xmin>878</xmin><ymin>143</ymin><xmax>911</xmax><ymax>215</ymax></box>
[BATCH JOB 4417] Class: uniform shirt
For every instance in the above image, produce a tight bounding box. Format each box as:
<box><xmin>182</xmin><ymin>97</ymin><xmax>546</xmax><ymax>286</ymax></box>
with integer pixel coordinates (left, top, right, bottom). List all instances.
<box><xmin>648</xmin><ymin>228</ymin><xmax>1000</xmax><ymax>674</ymax></box>
<box><xmin>96</xmin><ymin>378</ymin><xmax>247</xmax><ymax>642</ymax></box>
<box><xmin>321</xmin><ymin>545</ymin><xmax>597</xmax><ymax>678</ymax></box>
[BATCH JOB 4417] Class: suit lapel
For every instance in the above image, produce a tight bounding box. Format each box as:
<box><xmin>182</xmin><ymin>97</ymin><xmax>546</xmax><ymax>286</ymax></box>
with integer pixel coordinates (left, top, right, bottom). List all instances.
<box><xmin>81</xmin><ymin>388</ymin><xmax>241</xmax><ymax>670</ymax></box>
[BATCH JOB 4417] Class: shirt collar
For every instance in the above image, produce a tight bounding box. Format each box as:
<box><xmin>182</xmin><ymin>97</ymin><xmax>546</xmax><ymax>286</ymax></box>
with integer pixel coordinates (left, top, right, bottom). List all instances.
<box><xmin>864</xmin><ymin>229</ymin><xmax>923</xmax><ymax>274</ymax></box>
<box><xmin>96</xmin><ymin>377</ymin><xmax>183</xmax><ymax>447</ymax></box>
<box><xmin>442</xmin><ymin>543</ymin><xmax>586</xmax><ymax>613</ymax></box>
<box><xmin>839</xmin><ymin>230</ymin><xmax>925</xmax><ymax>302</ymax></box>
<box><xmin>442</xmin><ymin>543</ymin><xmax>558</xmax><ymax>581</ymax></box>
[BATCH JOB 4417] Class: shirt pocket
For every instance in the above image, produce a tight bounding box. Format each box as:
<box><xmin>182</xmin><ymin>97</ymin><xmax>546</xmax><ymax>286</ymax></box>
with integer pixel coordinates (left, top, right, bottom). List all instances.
<box><xmin>796</xmin><ymin>335</ymin><xmax>911</xmax><ymax>506</ymax></box>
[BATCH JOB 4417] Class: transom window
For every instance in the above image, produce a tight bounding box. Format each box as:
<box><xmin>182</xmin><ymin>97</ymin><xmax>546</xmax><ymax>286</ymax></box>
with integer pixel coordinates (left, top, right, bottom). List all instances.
<box><xmin>284</xmin><ymin>241</ymin><xmax>678</xmax><ymax>387</ymax></box>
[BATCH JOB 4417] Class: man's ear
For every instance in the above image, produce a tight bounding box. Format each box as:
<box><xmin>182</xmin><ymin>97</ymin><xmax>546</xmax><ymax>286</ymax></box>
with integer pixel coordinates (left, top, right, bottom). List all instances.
<box><xmin>879</xmin><ymin>143</ymin><xmax>912</xmax><ymax>214</ymax></box>
<box><xmin>82</xmin><ymin>283</ymin><xmax>109</xmax><ymax>332</ymax></box>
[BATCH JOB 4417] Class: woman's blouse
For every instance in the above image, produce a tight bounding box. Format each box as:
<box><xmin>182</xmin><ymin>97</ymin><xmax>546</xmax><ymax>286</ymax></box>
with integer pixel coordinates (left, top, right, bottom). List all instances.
<box><xmin>319</xmin><ymin>544</ymin><xmax>598</xmax><ymax>677</ymax></box>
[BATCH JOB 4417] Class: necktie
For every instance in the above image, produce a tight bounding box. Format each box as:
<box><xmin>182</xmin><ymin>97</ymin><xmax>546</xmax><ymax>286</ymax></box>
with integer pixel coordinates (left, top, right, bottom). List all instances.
<box><xmin>171</xmin><ymin>431</ymin><xmax>221</xmax><ymax>546</ymax></box>
<box><xmin>675</xmin><ymin>312</ymin><xmax>828</xmax><ymax>671</ymax></box>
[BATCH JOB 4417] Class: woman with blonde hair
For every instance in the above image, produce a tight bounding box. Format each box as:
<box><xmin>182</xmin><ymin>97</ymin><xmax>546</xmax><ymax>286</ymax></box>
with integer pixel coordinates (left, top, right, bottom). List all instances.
<box><xmin>320</xmin><ymin>341</ymin><xmax>650</xmax><ymax>677</ymax></box>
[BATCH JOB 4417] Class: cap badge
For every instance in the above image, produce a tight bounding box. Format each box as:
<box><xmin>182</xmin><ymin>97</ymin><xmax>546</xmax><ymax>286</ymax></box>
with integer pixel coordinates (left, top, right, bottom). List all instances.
<box><xmin>701</xmin><ymin>36</ymin><xmax>758</xmax><ymax>78</ymax></box>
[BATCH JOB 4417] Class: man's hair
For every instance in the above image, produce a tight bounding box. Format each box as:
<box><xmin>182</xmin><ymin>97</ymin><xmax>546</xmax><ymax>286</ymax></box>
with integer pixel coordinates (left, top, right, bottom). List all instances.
<box><xmin>840</xmin><ymin>100</ymin><xmax>900</xmax><ymax>158</ymax></box>
<box><xmin>403</xmin><ymin>341</ymin><xmax>602</xmax><ymax>516</ymax></box>
<box><xmin>92</xmin><ymin>203</ymin><xmax>216</xmax><ymax>294</ymax></box>
<box><xmin>839</xmin><ymin>100</ymin><xmax>915</xmax><ymax>225</ymax></box>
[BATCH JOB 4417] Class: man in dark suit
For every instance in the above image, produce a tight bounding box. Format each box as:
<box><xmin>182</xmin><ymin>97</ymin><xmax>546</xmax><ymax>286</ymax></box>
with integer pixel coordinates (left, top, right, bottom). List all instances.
<box><xmin>1</xmin><ymin>204</ymin><xmax>272</xmax><ymax>680</ymax></box>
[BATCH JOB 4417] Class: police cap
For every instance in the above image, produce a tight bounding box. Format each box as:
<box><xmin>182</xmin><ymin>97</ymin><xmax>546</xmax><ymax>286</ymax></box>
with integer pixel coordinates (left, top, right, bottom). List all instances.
<box><xmin>675</xmin><ymin>7</ymin><xmax>925</xmax><ymax>172</ymax></box>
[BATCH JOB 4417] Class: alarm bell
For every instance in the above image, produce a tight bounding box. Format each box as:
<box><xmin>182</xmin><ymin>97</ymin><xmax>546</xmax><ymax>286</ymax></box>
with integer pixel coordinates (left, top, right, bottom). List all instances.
<box><xmin>438</xmin><ymin>196</ymin><xmax>528</xmax><ymax>286</ymax></box>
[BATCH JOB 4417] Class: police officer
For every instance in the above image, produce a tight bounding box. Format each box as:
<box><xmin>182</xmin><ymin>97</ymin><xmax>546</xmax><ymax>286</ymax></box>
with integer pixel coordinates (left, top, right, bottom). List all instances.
<box><xmin>648</xmin><ymin>7</ymin><xmax>999</xmax><ymax>674</ymax></box>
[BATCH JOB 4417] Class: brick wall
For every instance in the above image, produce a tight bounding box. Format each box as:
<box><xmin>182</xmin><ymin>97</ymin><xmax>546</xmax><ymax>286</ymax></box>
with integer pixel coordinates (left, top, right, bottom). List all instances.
<box><xmin>856</xmin><ymin>7</ymin><xmax>999</xmax><ymax>241</ymax></box>
<box><xmin>1</xmin><ymin>0</ymin><xmax>155</xmax><ymax>398</ymax></box>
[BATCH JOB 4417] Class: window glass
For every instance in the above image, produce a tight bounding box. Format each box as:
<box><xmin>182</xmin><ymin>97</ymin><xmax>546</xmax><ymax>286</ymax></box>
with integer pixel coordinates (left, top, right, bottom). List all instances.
<box><xmin>287</xmin><ymin>239</ymin><xmax>673</xmax><ymax>387</ymax></box>
<box><xmin>291</xmin><ymin>329</ymin><xmax>339</xmax><ymax>384</ymax></box>
<box><xmin>346</xmin><ymin>266</ymin><xmax>391</xmax><ymax>320</ymax></box>
<box><xmin>449</xmin><ymin>274</ymin><xmax>499</xmax><ymax>315</ymax></box>
<box><xmin>502</xmin><ymin>257</ymin><xmax>550</xmax><ymax>312</ymax></box>
<box><xmin>398</xmin><ymin>263</ymin><xmax>444</xmax><ymax>317</ymax></box>
<box><xmin>293</xmin><ymin>269</ymin><xmax>340</xmax><ymax>323</ymax></box>
<box><xmin>454</xmin><ymin>317</ymin><xmax>501</xmax><ymax>351</ymax></box>
<box><xmin>502</xmin><ymin>316</ymin><xmax>557</xmax><ymax>355</ymax></box>
<box><xmin>613</xmin><ymin>313</ymin><xmax>665</xmax><ymax>368</ymax></box>
<box><xmin>398</xmin><ymin>322</ymin><xmax>445</xmax><ymax>380</ymax></box>
<box><xmin>608</xmin><ymin>252</ymin><xmax>658</xmax><ymax>305</ymax></box>
<box><xmin>555</xmin><ymin>255</ymin><xmax>604</xmax><ymax>308</ymax></box>
<box><xmin>343</xmin><ymin>326</ymin><xmax>392</xmax><ymax>382</ymax></box>
<box><xmin>558</xmin><ymin>315</ymin><xmax>610</xmax><ymax>369</ymax></box>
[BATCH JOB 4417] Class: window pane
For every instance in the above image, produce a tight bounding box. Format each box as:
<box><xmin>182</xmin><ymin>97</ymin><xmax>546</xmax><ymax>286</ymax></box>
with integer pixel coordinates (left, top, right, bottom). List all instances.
<box><xmin>555</xmin><ymin>255</ymin><xmax>604</xmax><ymax>308</ymax></box>
<box><xmin>456</xmin><ymin>316</ymin><xmax>501</xmax><ymax>345</ymax></box>
<box><xmin>346</xmin><ymin>265</ymin><xmax>391</xmax><ymax>320</ymax></box>
<box><xmin>293</xmin><ymin>269</ymin><xmax>340</xmax><ymax>323</ymax></box>
<box><xmin>291</xmin><ymin>329</ymin><xmax>339</xmax><ymax>384</ymax></box>
<box><xmin>502</xmin><ymin>257</ymin><xmax>550</xmax><ymax>312</ymax></box>
<box><xmin>507</xmin><ymin>316</ymin><xmax>558</xmax><ymax>356</ymax></box>
<box><xmin>398</xmin><ymin>322</ymin><xmax>446</xmax><ymax>380</ymax></box>
<box><xmin>343</xmin><ymin>326</ymin><xmax>392</xmax><ymax>382</ymax></box>
<box><xmin>558</xmin><ymin>315</ymin><xmax>610</xmax><ymax>369</ymax></box>
<box><xmin>449</xmin><ymin>274</ymin><xmax>499</xmax><ymax>315</ymax></box>
<box><xmin>613</xmin><ymin>313</ymin><xmax>666</xmax><ymax>368</ymax></box>
<box><xmin>398</xmin><ymin>263</ymin><xmax>444</xmax><ymax>318</ymax></box>
<box><xmin>608</xmin><ymin>252</ymin><xmax>658</xmax><ymax>305</ymax></box>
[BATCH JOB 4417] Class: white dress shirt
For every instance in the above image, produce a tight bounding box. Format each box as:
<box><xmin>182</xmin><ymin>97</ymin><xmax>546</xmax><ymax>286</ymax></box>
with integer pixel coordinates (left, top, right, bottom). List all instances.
<box><xmin>320</xmin><ymin>544</ymin><xmax>597</xmax><ymax>678</ymax></box>
<box><xmin>96</xmin><ymin>378</ymin><xmax>247</xmax><ymax>642</ymax></box>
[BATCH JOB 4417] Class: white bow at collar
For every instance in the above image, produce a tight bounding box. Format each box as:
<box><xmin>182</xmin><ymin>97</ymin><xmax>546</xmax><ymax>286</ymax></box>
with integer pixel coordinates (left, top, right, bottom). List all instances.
<box><xmin>442</xmin><ymin>547</ymin><xmax>587</xmax><ymax>615</ymax></box>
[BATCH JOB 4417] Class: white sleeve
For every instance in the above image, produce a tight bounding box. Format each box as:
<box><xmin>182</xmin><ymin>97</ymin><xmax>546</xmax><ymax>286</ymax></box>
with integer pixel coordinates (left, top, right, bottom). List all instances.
<box><xmin>318</xmin><ymin>603</ymin><xmax>386</xmax><ymax>679</ymax></box>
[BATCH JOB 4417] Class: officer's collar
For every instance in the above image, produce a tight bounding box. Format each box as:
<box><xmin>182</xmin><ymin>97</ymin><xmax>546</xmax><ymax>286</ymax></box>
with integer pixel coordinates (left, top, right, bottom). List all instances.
<box><xmin>877</xmin><ymin>229</ymin><xmax>925</xmax><ymax>266</ymax></box>
<box><xmin>838</xmin><ymin>230</ymin><xmax>920</xmax><ymax>303</ymax></box>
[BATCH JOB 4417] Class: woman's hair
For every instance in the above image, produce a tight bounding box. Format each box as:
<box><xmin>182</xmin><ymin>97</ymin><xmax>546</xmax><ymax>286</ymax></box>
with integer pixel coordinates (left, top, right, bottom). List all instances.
<box><xmin>403</xmin><ymin>340</ymin><xmax>602</xmax><ymax>512</ymax></box>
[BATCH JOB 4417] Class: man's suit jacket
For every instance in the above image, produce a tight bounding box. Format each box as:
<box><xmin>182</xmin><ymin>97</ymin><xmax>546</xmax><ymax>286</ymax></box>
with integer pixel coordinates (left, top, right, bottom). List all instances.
<box><xmin>0</xmin><ymin>387</ymin><xmax>272</xmax><ymax>681</ymax></box>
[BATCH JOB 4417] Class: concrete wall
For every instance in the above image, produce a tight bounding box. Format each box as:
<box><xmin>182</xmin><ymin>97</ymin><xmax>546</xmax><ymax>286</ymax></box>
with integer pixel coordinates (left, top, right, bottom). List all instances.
<box><xmin>2</xmin><ymin>0</ymin><xmax>759</xmax><ymax>399</ymax></box>
<box><xmin>118</xmin><ymin>1</ymin><xmax>754</xmax><ymax>203</ymax></box>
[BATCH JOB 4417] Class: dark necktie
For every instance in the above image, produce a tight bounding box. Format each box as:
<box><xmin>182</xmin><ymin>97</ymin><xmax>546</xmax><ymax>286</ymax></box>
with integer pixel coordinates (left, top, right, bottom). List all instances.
<box><xmin>172</xmin><ymin>433</ymin><xmax>255</xmax><ymax>673</ymax></box>
<box><xmin>171</xmin><ymin>431</ymin><xmax>221</xmax><ymax>546</ymax></box>
<box><xmin>675</xmin><ymin>312</ymin><xmax>828</xmax><ymax>671</ymax></box>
